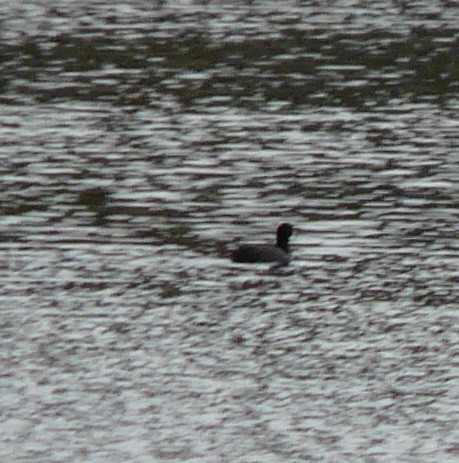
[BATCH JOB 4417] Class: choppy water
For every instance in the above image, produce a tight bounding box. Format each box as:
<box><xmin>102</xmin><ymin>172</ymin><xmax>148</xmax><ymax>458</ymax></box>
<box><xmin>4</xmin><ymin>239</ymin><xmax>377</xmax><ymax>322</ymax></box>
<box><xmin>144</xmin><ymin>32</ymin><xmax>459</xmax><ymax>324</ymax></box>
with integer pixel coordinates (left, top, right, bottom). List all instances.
<box><xmin>1</xmin><ymin>1</ymin><xmax>458</xmax><ymax>462</ymax></box>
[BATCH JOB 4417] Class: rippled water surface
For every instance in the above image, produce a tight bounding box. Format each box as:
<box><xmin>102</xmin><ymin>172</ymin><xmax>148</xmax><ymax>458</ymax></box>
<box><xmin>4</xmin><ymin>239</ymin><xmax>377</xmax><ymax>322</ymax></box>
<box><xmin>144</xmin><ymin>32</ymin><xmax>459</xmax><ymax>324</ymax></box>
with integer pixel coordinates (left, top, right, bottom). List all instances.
<box><xmin>1</xmin><ymin>1</ymin><xmax>458</xmax><ymax>462</ymax></box>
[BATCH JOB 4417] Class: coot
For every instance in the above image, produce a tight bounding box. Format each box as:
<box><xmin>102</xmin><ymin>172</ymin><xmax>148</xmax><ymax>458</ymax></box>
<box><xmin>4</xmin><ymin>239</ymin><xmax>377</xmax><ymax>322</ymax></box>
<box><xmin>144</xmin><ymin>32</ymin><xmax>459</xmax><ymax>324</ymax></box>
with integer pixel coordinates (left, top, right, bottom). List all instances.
<box><xmin>231</xmin><ymin>223</ymin><xmax>293</xmax><ymax>266</ymax></box>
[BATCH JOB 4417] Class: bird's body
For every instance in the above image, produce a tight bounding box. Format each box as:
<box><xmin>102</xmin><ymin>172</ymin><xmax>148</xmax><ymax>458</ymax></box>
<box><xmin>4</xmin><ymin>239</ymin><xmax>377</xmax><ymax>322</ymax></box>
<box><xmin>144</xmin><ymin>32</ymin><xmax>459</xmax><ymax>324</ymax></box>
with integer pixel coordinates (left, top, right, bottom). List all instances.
<box><xmin>231</xmin><ymin>223</ymin><xmax>293</xmax><ymax>266</ymax></box>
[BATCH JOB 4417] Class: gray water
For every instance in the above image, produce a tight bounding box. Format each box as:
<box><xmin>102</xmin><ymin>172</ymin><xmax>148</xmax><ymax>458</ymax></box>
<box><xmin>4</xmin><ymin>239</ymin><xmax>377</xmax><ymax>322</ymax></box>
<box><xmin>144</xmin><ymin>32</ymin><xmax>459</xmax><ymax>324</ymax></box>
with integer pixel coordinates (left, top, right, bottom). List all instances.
<box><xmin>1</xmin><ymin>1</ymin><xmax>458</xmax><ymax>462</ymax></box>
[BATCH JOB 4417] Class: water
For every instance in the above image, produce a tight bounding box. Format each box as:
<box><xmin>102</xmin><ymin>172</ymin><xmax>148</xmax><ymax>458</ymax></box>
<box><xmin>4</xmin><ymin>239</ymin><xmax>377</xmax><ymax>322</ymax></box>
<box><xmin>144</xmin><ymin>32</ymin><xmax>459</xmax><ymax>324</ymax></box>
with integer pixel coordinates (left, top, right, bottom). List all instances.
<box><xmin>0</xmin><ymin>1</ymin><xmax>458</xmax><ymax>462</ymax></box>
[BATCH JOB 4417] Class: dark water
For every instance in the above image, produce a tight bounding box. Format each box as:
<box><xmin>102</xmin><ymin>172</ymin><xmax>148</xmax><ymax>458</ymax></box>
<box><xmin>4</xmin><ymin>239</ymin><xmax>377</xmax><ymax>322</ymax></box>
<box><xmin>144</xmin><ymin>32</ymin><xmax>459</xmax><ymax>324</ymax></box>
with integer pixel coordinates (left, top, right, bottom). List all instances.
<box><xmin>1</xmin><ymin>1</ymin><xmax>458</xmax><ymax>462</ymax></box>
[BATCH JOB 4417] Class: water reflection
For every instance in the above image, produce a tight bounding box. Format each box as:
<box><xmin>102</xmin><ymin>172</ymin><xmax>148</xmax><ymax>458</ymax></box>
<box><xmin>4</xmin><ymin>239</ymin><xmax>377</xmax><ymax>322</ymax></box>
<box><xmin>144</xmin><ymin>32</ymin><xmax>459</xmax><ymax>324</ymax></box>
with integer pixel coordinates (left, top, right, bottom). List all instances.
<box><xmin>0</xmin><ymin>1</ymin><xmax>458</xmax><ymax>462</ymax></box>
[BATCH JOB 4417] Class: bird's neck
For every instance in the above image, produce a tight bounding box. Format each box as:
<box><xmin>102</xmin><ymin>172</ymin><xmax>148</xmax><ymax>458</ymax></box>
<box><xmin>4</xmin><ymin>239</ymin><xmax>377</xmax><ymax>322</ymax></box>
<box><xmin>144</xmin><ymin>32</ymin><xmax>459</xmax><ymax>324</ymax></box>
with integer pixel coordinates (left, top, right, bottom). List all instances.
<box><xmin>277</xmin><ymin>238</ymin><xmax>289</xmax><ymax>252</ymax></box>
